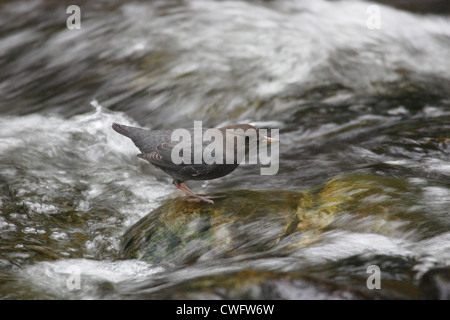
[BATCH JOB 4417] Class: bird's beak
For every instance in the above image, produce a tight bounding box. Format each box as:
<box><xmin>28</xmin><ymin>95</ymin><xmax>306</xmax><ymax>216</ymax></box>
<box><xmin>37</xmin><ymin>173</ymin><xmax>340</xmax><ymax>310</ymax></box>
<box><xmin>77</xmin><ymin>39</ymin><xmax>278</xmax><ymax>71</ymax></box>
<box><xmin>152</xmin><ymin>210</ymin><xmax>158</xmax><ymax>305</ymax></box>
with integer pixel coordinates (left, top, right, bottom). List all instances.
<box><xmin>262</xmin><ymin>135</ymin><xmax>279</xmax><ymax>143</ymax></box>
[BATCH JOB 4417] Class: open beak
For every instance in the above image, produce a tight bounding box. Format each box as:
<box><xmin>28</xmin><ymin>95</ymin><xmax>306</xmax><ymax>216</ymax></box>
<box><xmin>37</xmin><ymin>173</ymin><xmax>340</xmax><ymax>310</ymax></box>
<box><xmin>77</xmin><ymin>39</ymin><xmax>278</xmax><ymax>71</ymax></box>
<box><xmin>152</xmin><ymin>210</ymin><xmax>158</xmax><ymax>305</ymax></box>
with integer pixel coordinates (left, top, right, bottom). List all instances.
<box><xmin>262</xmin><ymin>135</ymin><xmax>279</xmax><ymax>143</ymax></box>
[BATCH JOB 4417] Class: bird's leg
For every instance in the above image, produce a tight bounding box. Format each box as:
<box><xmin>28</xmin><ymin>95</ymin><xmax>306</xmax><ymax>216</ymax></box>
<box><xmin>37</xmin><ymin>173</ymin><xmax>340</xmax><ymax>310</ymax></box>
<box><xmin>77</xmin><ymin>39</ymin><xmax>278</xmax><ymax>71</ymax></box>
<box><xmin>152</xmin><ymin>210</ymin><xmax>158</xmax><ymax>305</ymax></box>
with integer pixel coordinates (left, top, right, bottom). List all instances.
<box><xmin>173</xmin><ymin>181</ymin><xmax>215</xmax><ymax>204</ymax></box>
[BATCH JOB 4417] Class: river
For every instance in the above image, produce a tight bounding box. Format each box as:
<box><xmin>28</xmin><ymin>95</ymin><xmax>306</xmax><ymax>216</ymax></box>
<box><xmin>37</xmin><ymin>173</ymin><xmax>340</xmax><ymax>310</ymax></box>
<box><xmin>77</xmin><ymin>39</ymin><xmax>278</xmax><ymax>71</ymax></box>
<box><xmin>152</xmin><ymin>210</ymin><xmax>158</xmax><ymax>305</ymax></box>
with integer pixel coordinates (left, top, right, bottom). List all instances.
<box><xmin>0</xmin><ymin>0</ymin><xmax>449</xmax><ymax>299</ymax></box>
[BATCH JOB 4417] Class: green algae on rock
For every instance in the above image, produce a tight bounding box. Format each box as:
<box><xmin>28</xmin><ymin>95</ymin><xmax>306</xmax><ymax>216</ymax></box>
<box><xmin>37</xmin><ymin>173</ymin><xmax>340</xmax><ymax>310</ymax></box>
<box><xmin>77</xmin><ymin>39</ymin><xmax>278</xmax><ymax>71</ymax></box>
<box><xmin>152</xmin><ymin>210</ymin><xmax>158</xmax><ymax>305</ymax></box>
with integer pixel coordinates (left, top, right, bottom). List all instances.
<box><xmin>121</xmin><ymin>174</ymin><xmax>418</xmax><ymax>265</ymax></box>
<box><xmin>120</xmin><ymin>190</ymin><xmax>299</xmax><ymax>264</ymax></box>
<box><xmin>277</xmin><ymin>174</ymin><xmax>414</xmax><ymax>248</ymax></box>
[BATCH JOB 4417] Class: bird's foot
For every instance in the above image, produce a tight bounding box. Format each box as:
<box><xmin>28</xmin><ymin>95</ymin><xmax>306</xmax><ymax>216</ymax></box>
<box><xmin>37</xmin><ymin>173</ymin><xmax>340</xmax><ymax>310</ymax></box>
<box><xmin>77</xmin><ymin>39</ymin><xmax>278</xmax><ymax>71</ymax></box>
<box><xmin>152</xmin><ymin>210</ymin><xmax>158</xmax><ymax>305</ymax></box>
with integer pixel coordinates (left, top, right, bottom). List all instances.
<box><xmin>185</xmin><ymin>194</ymin><xmax>225</xmax><ymax>204</ymax></box>
<box><xmin>184</xmin><ymin>195</ymin><xmax>215</xmax><ymax>204</ymax></box>
<box><xmin>174</xmin><ymin>182</ymin><xmax>220</xmax><ymax>204</ymax></box>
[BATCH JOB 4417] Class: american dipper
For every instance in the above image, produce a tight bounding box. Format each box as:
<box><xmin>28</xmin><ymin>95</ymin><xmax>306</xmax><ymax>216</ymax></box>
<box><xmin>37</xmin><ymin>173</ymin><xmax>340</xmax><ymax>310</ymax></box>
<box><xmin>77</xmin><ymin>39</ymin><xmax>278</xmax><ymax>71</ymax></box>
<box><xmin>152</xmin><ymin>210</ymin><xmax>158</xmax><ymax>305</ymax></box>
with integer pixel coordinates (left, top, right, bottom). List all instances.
<box><xmin>112</xmin><ymin>123</ymin><xmax>275</xmax><ymax>203</ymax></box>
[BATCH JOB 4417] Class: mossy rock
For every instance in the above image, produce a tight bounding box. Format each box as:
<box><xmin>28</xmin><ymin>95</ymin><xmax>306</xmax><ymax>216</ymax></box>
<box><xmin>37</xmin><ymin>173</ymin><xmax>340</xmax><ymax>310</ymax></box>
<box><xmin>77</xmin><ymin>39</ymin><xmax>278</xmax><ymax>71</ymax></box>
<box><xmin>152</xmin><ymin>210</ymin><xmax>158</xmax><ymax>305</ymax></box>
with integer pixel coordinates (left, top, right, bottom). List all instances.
<box><xmin>121</xmin><ymin>189</ymin><xmax>300</xmax><ymax>264</ymax></box>
<box><xmin>277</xmin><ymin>173</ymin><xmax>411</xmax><ymax>248</ymax></box>
<box><xmin>121</xmin><ymin>174</ymin><xmax>411</xmax><ymax>265</ymax></box>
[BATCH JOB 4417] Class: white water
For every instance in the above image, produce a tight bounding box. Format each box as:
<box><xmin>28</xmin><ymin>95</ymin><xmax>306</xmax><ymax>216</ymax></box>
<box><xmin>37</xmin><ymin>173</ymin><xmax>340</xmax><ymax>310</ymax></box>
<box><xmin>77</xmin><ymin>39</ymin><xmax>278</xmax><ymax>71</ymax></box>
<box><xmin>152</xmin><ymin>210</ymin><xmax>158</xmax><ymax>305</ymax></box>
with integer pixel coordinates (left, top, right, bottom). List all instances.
<box><xmin>1</xmin><ymin>0</ymin><xmax>449</xmax><ymax>299</ymax></box>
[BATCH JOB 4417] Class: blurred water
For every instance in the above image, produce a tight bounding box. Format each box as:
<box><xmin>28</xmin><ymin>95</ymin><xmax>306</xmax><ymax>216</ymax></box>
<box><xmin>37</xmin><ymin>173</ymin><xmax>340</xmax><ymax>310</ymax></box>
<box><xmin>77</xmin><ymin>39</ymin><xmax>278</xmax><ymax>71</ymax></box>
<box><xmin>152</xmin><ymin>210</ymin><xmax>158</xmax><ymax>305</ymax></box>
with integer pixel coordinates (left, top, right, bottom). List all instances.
<box><xmin>0</xmin><ymin>0</ymin><xmax>449</xmax><ymax>299</ymax></box>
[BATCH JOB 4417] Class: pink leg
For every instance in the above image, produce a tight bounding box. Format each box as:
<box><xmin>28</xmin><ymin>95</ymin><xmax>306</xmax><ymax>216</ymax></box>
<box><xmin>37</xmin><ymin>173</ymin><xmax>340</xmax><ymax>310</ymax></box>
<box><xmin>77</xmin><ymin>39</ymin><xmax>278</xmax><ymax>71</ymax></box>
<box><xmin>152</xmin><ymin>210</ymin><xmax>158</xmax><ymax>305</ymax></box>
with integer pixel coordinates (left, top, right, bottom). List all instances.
<box><xmin>174</xmin><ymin>182</ymin><xmax>215</xmax><ymax>204</ymax></box>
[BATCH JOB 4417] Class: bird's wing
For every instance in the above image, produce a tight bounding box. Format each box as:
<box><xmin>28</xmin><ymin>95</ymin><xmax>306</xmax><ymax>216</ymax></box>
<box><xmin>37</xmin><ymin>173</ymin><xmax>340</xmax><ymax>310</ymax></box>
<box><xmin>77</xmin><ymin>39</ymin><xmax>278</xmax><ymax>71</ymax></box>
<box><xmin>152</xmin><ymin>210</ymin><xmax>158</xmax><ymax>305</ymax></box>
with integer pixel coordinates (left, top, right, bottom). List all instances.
<box><xmin>137</xmin><ymin>141</ymin><xmax>177</xmax><ymax>168</ymax></box>
<box><xmin>138</xmin><ymin>141</ymin><xmax>223</xmax><ymax>177</ymax></box>
<box><xmin>137</xmin><ymin>152</ymin><xmax>173</xmax><ymax>168</ymax></box>
<box><xmin>178</xmin><ymin>162</ymin><xmax>222</xmax><ymax>178</ymax></box>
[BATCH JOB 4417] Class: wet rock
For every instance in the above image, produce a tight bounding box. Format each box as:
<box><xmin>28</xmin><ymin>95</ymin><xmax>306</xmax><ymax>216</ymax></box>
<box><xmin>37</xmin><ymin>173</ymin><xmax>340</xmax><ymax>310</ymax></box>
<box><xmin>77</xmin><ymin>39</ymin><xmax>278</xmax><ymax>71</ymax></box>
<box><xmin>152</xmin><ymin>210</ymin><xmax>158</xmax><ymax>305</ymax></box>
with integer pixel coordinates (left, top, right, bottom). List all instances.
<box><xmin>419</xmin><ymin>267</ymin><xmax>450</xmax><ymax>300</ymax></box>
<box><xmin>120</xmin><ymin>189</ymin><xmax>300</xmax><ymax>265</ymax></box>
<box><xmin>121</xmin><ymin>174</ymin><xmax>409</xmax><ymax>265</ymax></box>
<box><xmin>276</xmin><ymin>174</ymin><xmax>409</xmax><ymax>248</ymax></box>
<box><xmin>370</xmin><ymin>0</ymin><xmax>450</xmax><ymax>15</ymax></box>
<box><xmin>130</xmin><ymin>269</ymin><xmax>371</xmax><ymax>300</ymax></box>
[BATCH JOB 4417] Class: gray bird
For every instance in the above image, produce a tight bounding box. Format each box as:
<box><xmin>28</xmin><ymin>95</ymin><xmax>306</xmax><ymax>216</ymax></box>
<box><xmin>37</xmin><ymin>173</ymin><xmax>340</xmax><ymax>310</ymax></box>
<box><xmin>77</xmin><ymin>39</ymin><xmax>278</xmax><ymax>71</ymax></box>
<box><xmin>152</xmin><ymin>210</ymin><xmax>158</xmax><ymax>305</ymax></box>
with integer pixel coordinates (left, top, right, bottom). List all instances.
<box><xmin>112</xmin><ymin>123</ymin><xmax>275</xmax><ymax>203</ymax></box>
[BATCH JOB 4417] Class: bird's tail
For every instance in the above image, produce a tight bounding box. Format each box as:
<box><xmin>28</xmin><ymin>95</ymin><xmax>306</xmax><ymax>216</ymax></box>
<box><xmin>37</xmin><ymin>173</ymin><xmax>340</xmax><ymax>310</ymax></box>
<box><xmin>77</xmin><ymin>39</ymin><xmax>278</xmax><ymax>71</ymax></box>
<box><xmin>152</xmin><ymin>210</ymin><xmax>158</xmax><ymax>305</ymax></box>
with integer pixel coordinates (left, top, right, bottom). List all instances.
<box><xmin>112</xmin><ymin>123</ymin><xmax>159</xmax><ymax>154</ymax></box>
<box><xmin>112</xmin><ymin>123</ymin><xmax>135</xmax><ymax>138</ymax></box>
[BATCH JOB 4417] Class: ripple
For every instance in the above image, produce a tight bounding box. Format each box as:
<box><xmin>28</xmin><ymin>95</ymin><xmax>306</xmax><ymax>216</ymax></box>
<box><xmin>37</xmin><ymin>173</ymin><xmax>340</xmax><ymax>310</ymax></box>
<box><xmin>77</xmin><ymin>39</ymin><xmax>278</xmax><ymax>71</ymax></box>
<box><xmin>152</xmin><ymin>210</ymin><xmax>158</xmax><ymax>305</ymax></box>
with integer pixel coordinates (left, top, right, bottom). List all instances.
<box><xmin>16</xmin><ymin>259</ymin><xmax>164</xmax><ymax>299</ymax></box>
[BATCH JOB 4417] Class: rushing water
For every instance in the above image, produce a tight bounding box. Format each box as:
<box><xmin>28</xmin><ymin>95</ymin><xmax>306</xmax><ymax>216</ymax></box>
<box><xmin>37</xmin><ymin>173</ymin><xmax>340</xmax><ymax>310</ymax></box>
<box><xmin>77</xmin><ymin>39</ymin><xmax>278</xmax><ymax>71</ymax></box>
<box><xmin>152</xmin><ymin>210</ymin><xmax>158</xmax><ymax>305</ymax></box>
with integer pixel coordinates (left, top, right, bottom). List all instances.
<box><xmin>0</xmin><ymin>0</ymin><xmax>449</xmax><ymax>299</ymax></box>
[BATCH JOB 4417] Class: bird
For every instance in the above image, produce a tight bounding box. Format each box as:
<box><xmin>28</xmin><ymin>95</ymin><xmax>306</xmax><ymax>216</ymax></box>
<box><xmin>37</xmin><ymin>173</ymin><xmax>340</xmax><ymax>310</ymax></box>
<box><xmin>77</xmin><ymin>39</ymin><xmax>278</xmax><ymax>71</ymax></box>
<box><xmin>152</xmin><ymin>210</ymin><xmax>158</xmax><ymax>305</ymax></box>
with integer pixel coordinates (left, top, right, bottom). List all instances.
<box><xmin>112</xmin><ymin>123</ymin><xmax>275</xmax><ymax>203</ymax></box>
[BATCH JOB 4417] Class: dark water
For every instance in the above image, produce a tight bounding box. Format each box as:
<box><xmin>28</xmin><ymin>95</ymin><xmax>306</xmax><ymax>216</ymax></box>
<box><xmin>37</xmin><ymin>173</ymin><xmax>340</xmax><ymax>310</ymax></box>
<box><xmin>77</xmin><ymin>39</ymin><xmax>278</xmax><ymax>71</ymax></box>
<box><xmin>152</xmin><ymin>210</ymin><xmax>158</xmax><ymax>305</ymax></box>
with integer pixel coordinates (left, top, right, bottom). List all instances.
<box><xmin>0</xmin><ymin>0</ymin><xmax>449</xmax><ymax>299</ymax></box>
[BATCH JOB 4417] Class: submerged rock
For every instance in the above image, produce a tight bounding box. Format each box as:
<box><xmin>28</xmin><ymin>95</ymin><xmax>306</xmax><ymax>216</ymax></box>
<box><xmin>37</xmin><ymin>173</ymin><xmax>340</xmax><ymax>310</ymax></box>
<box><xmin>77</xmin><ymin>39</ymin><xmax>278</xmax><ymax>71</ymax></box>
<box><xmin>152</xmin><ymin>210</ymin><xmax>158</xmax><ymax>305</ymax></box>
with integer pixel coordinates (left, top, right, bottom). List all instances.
<box><xmin>128</xmin><ymin>269</ymin><xmax>372</xmax><ymax>300</ymax></box>
<box><xmin>121</xmin><ymin>189</ymin><xmax>299</xmax><ymax>264</ymax></box>
<box><xmin>371</xmin><ymin>0</ymin><xmax>450</xmax><ymax>15</ymax></box>
<box><xmin>121</xmin><ymin>174</ymin><xmax>411</xmax><ymax>265</ymax></box>
<box><xmin>419</xmin><ymin>267</ymin><xmax>450</xmax><ymax>300</ymax></box>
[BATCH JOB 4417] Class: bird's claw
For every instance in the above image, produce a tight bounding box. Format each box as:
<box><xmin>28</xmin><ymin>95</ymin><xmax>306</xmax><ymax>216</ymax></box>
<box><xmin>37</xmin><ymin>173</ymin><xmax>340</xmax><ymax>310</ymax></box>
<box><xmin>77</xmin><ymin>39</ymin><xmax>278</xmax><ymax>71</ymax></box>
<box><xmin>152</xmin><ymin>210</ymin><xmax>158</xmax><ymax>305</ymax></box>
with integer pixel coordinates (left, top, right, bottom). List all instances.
<box><xmin>185</xmin><ymin>195</ymin><xmax>215</xmax><ymax>204</ymax></box>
